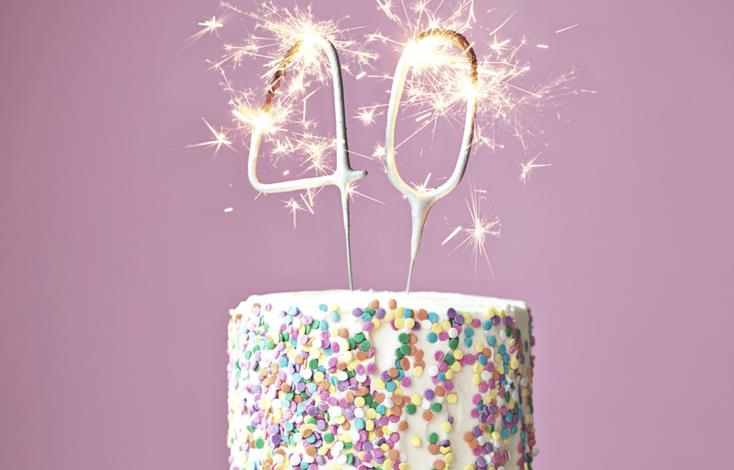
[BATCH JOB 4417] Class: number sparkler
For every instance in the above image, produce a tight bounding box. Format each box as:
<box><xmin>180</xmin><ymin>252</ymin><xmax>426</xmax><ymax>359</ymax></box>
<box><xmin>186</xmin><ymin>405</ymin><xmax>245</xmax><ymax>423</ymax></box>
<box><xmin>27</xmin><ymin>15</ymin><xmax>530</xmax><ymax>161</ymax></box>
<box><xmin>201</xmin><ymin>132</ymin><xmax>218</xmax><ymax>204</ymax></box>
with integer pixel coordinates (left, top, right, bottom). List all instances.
<box><xmin>384</xmin><ymin>29</ymin><xmax>479</xmax><ymax>291</ymax></box>
<box><xmin>247</xmin><ymin>34</ymin><xmax>367</xmax><ymax>289</ymax></box>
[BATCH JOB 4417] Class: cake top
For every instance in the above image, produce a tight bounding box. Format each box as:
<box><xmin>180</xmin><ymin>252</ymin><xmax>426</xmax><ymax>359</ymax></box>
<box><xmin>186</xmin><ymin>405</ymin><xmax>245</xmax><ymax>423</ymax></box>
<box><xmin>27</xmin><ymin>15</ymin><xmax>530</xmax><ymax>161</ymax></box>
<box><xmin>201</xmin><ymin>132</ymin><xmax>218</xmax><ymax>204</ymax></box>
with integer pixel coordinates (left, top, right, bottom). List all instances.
<box><xmin>242</xmin><ymin>290</ymin><xmax>527</xmax><ymax>313</ymax></box>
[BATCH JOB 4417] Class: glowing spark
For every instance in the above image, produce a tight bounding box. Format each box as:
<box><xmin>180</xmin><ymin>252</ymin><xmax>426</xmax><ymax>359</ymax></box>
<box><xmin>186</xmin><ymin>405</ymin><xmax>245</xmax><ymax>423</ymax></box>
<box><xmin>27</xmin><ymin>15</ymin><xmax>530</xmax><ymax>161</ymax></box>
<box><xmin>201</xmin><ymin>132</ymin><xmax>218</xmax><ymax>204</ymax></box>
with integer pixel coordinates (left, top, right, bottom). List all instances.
<box><xmin>355</xmin><ymin>71</ymin><xmax>367</xmax><ymax>80</ymax></box>
<box><xmin>356</xmin><ymin>105</ymin><xmax>380</xmax><ymax>126</ymax></box>
<box><xmin>555</xmin><ymin>24</ymin><xmax>579</xmax><ymax>34</ymax></box>
<box><xmin>411</xmin><ymin>172</ymin><xmax>433</xmax><ymax>192</ymax></box>
<box><xmin>188</xmin><ymin>16</ymin><xmax>224</xmax><ymax>43</ymax></box>
<box><xmin>187</xmin><ymin>117</ymin><xmax>234</xmax><ymax>156</ymax></box>
<box><xmin>199</xmin><ymin>16</ymin><xmax>224</xmax><ymax>33</ymax></box>
<box><xmin>536</xmin><ymin>43</ymin><xmax>550</xmax><ymax>49</ymax></box>
<box><xmin>441</xmin><ymin>225</ymin><xmax>462</xmax><ymax>246</ymax></box>
<box><xmin>519</xmin><ymin>153</ymin><xmax>552</xmax><ymax>184</ymax></box>
<box><xmin>346</xmin><ymin>182</ymin><xmax>385</xmax><ymax>205</ymax></box>
<box><xmin>283</xmin><ymin>198</ymin><xmax>305</xmax><ymax>227</ymax></box>
<box><xmin>223</xmin><ymin>207</ymin><xmax>234</xmax><ymax>213</ymax></box>
<box><xmin>449</xmin><ymin>188</ymin><xmax>501</xmax><ymax>273</ymax></box>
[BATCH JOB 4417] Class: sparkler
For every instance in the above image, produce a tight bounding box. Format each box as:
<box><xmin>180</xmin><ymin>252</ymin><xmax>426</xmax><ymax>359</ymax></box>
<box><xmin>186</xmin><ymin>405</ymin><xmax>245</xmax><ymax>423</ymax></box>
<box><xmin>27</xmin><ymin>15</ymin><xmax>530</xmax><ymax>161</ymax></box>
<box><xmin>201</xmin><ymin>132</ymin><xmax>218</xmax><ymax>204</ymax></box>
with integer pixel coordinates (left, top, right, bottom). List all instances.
<box><xmin>246</xmin><ymin>32</ymin><xmax>368</xmax><ymax>289</ymax></box>
<box><xmin>384</xmin><ymin>28</ymin><xmax>478</xmax><ymax>291</ymax></box>
<box><xmin>198</xmin><ymin>1</ymin><xmax>580</xmax><ymax>288</ymax></box>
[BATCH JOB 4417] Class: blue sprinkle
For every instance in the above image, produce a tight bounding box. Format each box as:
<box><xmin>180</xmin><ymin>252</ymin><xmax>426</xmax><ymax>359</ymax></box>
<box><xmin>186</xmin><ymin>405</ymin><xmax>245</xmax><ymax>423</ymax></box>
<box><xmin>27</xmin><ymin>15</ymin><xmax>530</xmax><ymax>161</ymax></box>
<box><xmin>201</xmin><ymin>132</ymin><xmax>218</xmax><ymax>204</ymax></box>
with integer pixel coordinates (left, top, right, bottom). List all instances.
<box><xmin>465</xmin><ymin>328</ymin><xmax>474</xmax><ymax>337</ymax></box>
<box><xmin>319</xmin><ymin>304</ymin><xmax>328</xmax><ymax>312</ymax></box>
<box><xmin>483</xmin><ymin>320</ymin><xmax>492</xmax><ymax>330</ymax></box>
<box><xmin>403</xmin><ymin>308</ymin><xmax>413</xmax><ymax>318</ymax></box>
<box><xmin>428</xmin><ymin>312</ymin><xmax>439</xmax><ymax>323</ymax></box>
<box><xmin>330</xmin><ymin>311</ymin><xmax>341</xmax><ymax>322</ymax></box>
<box><xmin>427</xmin><ymin>332</ymin><xmax>438</xmax><ymax>343</ymax></box>
<box><xmin>487</xmin><ymin>336</ymin><xmax>497</xmax><ymax>346</ymax></box>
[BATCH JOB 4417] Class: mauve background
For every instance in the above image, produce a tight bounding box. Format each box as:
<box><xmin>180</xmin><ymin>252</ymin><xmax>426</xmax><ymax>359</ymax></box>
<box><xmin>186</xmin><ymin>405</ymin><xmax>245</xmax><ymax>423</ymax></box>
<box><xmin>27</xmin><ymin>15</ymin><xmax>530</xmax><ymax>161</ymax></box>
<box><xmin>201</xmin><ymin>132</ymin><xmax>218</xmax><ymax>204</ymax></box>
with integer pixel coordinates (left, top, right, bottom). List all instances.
<box><xmin>1</xmin><ymin>0</ymin><xmax>733</xmax><ymax>468</ymax></box>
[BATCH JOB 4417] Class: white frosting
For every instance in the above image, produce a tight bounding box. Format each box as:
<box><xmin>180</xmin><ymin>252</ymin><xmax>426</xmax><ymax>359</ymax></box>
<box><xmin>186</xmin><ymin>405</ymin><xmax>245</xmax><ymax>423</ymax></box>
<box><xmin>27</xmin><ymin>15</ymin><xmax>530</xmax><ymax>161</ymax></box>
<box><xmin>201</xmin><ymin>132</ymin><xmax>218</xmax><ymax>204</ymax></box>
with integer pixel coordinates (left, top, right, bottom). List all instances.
<box><xmin>227</xmin><ymin>290</ymin><xmax>536</xmax><ymax>470</ymax></box>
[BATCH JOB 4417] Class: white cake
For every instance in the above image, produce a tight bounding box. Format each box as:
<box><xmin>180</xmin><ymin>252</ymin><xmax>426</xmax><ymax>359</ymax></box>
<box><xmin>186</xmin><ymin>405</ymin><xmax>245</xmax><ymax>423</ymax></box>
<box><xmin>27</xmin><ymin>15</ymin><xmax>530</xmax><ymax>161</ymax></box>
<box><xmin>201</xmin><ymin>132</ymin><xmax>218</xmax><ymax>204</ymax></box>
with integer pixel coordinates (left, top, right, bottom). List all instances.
<box><xmin>227</xmin><ymin>291</ymin><xmax>536</xmax><ymax>469</ymax></box>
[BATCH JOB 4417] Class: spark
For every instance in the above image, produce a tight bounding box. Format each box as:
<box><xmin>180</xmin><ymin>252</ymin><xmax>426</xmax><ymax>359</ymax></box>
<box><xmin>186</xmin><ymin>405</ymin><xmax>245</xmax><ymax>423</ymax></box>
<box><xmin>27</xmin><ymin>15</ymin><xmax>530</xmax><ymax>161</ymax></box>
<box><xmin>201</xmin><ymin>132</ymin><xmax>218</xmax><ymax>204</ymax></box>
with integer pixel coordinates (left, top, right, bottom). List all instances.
<box><xmin>223</xmin><ymin>207</ymin><xmax>234</xmax><ymax>213</ymax></box>
<box><xmin>346</xmin><ymin>182</ymin><xmax>385</xmax><ymax>205</ymax></box>
<box><xmin>555</xmin><ymin>24</ymin><xmax>579</xmax><ymax>34</ymax></box>
<box><xmin>188</xmin><ymin>16</ymin><xmax>225</xmax><ymax>43</ymax></box>
<box><xmin>356</xmin><ymin>105</ymin><xmax>380</xmax><ymax>126</ymax></box>
<box><xmin>449</xmin><ymin>188</ymin><xmax>501</xmax><ymax>273</ymax></box>
<box><xmin>536</xmin><ymin>43</ymin><xmax>550</xmax><ymax>49</ymax></box>
<box><xmin>283</xmin><ymin>198</ymin><xmax>305</xmax><ymax>227</ymax></box>
<box><xmin>187</xmin><ymin>117</ymin><xmax>234</xmax><ymax>156</ymax></box>
<box><xmin>519</xmin><ymin>153</ymin><xmax>552</xmax><ymax>184</ymax></box>
<box><xmin>411</xmin><ymin>172</ymin><xmax>433</xmax><ymax>192</ymax></box>
<box><xmin>441</xmin><ymin>225</ymin><xmax>462</xmax><ymax>246</ymax></box>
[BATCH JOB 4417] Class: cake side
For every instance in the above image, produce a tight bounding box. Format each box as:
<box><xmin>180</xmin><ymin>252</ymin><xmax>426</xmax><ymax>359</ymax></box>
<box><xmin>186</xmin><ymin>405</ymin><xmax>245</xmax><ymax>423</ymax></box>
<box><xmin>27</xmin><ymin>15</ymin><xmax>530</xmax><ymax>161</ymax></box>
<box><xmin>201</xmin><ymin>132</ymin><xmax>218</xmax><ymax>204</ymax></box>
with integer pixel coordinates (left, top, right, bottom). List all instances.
<box><xmin>227</xmin><ymin>291</ymin><xmax>536</xmax><ymax>470</ymax></box>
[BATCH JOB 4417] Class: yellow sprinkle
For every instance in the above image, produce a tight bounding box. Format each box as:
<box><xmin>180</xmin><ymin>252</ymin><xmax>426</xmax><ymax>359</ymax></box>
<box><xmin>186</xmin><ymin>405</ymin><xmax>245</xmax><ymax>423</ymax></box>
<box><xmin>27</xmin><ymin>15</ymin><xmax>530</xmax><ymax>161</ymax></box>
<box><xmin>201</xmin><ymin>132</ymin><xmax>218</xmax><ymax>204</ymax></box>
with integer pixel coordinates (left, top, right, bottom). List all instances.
<box><xmin>411</xmin><ymin>394</ymin><xmax>422</xmax><ymax>406</ymax></box>
<box><xmin>354</xmin><ymin>397</ymin><xmax>365</xmax><ymax>407</ymax></box>
<box><xmin>473</xmin><ymin>363</ymin><xmax>483</xmax><ymax>373</ymax></box>
<box><xmin>366</xmin><ymin>420</ymin><xmax>374</xmax><ymax>431</ymax></box>
<box><xmin>445</xmin><ymin>369</ymin><xmax>455</xmax><ymax>380</ymax></box>
<box><xmin>410</xmin><ymin>435</ymin><xmax>421</xmax><ymax>447</ymax></box>
<box><xmin>395</xmin><ymin>318</ymin><xmax>404</xmax><ymax>328</ymax></box>
<box><xmin>441</xmin><ymin>320</ymin><xmax>451</xmax><ymax>331</ymax></box>
<box><xmin>472</xmin><ymin>374</ymin><xmax>481</xmax><ymax>385</ymax></box>
<box><xmin>441</xmin><ymin>421</ymin><xmax>452</xmax><ymax>433</ymax></box>
<box><xmin>404</xmin><ymin>318</ymin><xmax>415</xmax><ymax>329</ymax></box>
<box><xmin>447</xmin><ymin>393</ymin><xmax>458</xmax><ymax>404</ymax></box>
<box><xmin>413</xmin><ymin>366</ymin><xmax>424</xmax><ymax>377</ymax></box>
<box><xmin>454</xmin><ymin>350</ymin><xmax>464</xmax><ymax>360</ymax></box>
<box><xmin>510</xmin><ymin>357</ymin><xmax>520</xmax><ymax>369</ymax></box>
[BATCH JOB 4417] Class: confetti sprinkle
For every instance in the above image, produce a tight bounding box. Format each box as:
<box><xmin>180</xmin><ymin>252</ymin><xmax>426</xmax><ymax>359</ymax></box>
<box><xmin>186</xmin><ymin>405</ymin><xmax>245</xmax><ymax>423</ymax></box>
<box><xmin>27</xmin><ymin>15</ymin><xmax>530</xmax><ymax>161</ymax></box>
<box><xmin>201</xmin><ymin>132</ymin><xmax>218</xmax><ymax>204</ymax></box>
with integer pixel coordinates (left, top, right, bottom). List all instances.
<box><xmin>227</xmin><ymin>292</ymin><xmax>536</xmax><ymax>469</ymax></box>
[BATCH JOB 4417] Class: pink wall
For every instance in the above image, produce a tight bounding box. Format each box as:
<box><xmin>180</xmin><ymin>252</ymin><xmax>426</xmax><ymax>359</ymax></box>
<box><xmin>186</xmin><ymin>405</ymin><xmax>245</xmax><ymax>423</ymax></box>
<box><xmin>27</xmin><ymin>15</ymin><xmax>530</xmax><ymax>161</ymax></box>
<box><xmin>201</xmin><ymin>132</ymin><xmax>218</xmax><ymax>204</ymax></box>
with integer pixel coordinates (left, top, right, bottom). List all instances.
<box><xmin>1</xmin><ymin>0</ymin><xmax>732</xmax><ymax>468</ymax></box>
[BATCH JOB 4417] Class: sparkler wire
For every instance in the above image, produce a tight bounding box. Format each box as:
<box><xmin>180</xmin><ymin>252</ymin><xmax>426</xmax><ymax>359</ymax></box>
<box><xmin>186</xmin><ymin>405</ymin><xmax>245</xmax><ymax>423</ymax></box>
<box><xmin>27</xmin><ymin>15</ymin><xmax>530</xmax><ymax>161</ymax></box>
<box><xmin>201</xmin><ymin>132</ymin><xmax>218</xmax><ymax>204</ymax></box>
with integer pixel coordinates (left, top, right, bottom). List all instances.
<box><xmin>247</xmin><ymin>35</ymin><xmax>368</xmax><ymax>289</ymax></box>
<box><xmin>384</xmin><ymin>29</ymin><xmax>478</xmax><ymax>291</ymax></box>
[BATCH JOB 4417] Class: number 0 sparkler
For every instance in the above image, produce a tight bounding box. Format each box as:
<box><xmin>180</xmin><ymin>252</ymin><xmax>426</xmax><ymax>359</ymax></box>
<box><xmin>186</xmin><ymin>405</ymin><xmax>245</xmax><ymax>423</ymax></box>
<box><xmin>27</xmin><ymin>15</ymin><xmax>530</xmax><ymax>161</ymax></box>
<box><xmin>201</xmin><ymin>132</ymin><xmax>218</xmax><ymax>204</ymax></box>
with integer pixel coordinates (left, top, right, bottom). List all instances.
<box><xmin>384</xmin><ymin>29</ymin><xmax>479</xmax><ymax>291</ymax></box>
<box><xmin>247</xmin><ymin>34</ymin><xmax>368</xmax><ymax>289</ymax></box>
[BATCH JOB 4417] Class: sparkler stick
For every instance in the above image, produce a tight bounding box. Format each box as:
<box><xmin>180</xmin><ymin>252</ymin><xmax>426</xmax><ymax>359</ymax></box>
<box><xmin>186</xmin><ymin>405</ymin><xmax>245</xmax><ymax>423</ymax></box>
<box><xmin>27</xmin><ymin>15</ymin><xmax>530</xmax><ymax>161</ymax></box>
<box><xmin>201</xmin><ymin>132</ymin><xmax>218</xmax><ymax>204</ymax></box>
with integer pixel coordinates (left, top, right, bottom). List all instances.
<box><xmin>384</xmin><ymin>29</ymin><xmax>478</xmax><ymax>291</ymax></box>
<box><xmin>248</xmin><ymin>34</ymin><xmax>367</xmax><ymax>289</ymax></box>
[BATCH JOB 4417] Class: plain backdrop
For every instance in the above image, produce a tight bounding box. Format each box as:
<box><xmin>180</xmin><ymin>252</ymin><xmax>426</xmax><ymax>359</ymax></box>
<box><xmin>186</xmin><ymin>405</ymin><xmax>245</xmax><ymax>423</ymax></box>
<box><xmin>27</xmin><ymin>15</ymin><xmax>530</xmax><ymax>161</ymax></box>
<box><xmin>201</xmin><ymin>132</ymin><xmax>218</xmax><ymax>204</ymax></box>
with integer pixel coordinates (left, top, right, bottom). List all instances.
<box><xmin>1</xmin><ymin>0</ymin><xmax>733</xmax><ymax>468</ymax></box>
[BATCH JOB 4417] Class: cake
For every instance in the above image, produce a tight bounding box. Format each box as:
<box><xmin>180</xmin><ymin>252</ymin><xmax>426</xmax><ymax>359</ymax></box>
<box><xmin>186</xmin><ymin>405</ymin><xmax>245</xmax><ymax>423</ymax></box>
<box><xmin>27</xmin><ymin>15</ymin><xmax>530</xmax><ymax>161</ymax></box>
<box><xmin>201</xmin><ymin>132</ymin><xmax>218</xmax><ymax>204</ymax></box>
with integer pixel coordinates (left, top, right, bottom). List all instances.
<box><xmin>227</xmin><ymin>291</ymin><xmax>536</xmax><ymax>470</ymax></box>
